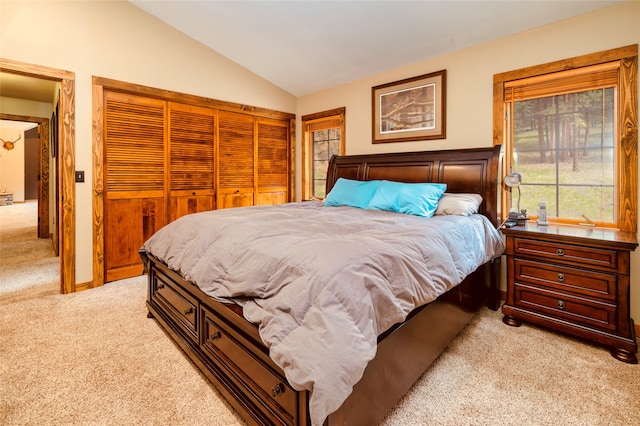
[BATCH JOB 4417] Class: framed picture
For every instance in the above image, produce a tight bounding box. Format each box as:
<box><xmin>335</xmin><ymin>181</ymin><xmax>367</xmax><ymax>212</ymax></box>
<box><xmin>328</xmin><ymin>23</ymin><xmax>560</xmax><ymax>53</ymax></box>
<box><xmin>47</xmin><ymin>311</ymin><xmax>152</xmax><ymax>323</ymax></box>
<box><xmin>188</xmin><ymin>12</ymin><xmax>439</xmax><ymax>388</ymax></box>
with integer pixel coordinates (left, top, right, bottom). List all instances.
<box><xmin>372</xmin><ymin>69</ymin><xmax>446</xmax><ymax>143</ymax></box>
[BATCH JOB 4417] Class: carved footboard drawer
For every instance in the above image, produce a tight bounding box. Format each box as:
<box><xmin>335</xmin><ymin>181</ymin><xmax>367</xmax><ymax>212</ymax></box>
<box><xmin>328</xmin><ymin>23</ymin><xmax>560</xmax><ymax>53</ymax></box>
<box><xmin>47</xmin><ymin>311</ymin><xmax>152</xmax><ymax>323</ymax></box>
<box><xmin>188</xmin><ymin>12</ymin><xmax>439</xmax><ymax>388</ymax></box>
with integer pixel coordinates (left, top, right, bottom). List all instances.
<box><xmin>149</xmin><ymin>269</ymin><xmax>199</xmax><ymax>343</ymax></box>
<box><xmin>201</xmin><ymin>305</ymin><xmax>301</xmax><ymax>424</ymax></box>
<box><xmin>145</xmin><ymin>254</ymin><xmax>310</xmax><ymax>425</ymax></box>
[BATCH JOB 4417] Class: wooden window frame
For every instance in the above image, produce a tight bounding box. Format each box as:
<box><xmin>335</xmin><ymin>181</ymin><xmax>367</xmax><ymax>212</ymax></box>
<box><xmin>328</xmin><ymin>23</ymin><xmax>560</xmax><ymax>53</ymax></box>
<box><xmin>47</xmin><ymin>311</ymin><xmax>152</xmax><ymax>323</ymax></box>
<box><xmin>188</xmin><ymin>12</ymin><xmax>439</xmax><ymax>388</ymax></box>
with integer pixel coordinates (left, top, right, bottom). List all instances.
<box><xmin>493</xmin><ymin>45</ymin><xmax>638</xmax><ymax>233</ymax></box>
<box><xmin>301</xmin><ymin>107</ymin><xmax>346</xmax><ymax>200</ymax></box>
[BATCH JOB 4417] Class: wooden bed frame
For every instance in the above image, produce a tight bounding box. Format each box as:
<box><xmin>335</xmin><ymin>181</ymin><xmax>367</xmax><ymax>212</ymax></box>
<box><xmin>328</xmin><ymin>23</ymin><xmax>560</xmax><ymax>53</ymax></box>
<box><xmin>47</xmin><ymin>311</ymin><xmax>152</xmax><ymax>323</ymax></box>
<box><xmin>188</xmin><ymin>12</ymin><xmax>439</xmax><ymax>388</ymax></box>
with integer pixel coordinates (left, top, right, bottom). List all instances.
<box><xmin>142</xmin><ymin>145</ymin><xmax>502</xmax><ymax>425</ymax></box>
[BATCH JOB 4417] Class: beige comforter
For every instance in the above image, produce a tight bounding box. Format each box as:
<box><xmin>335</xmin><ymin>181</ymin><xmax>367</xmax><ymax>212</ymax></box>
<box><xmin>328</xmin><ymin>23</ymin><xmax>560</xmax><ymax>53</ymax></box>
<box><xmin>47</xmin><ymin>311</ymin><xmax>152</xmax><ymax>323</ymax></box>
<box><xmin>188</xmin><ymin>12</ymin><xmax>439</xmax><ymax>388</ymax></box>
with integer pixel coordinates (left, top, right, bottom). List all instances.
<box><xmin>141</xmin><ymin>201</ymin><xmax>505</xmax><ymax>425</ymax></box>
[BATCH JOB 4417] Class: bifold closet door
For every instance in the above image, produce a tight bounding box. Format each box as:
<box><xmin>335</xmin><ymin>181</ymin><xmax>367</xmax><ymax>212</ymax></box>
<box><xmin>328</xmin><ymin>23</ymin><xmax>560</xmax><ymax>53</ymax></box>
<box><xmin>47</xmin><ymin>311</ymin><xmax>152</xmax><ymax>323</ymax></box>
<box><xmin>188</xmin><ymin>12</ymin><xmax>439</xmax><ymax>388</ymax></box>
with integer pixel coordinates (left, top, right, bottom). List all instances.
<box><xmin>104</xmin><ymin>91</ymin><xmax>166</xmax><ymax>282</ymax></box>
<box><xmin>217</xmin><ymin>110</ymin><xmax>255</xmax><ymax>209</ymax></box>
<box><xmin>168</xmin><ymin>102</ymin><xmax>215</xmax><ymax>221</ymax></box>
<box><xmin>255</xmin><ymin>118</ymin><xmax>290</xmax><ymax>205</ymax></box>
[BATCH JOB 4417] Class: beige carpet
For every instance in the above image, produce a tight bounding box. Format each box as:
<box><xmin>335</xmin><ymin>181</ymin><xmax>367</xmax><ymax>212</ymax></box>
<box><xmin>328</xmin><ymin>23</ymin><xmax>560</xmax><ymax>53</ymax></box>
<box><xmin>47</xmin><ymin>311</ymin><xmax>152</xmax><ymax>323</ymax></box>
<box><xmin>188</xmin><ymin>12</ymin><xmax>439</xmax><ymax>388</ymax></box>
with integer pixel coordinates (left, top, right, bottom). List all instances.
<box><xmin>0</xmin><ymin>202</ymin><xmax>59</xmax><ymax>304</ymax></box>
<box><xmin>1</xmin><ymin>203</ymin><xmax>638</xmax><ymax>425</ymax></box>
<box><xmin>1</xmin><ymin>276</ymin><xmax>638</xmax><ymax>425</ymax></box>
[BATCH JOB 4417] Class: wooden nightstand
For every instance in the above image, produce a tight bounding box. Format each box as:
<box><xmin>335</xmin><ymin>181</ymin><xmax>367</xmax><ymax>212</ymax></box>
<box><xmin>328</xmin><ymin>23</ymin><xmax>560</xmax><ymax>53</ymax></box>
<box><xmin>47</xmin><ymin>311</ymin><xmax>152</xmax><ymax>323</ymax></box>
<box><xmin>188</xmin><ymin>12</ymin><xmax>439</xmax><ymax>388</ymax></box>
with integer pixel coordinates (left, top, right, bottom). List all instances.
<box><xmin>501</xmin><ymin>223</ymin><xmax>638</xmax><ymax>363</ymax></box>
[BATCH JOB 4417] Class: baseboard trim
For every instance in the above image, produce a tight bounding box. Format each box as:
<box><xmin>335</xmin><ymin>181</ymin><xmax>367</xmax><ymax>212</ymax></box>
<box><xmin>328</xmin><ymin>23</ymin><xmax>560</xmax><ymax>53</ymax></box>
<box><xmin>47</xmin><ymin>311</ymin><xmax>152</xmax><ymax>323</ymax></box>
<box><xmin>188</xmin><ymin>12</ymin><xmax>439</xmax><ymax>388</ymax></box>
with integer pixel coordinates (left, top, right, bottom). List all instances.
<box><xmin>74</xmin><ymin>281</ymin><xmax>96</xmax><ymax>292</ymax></box>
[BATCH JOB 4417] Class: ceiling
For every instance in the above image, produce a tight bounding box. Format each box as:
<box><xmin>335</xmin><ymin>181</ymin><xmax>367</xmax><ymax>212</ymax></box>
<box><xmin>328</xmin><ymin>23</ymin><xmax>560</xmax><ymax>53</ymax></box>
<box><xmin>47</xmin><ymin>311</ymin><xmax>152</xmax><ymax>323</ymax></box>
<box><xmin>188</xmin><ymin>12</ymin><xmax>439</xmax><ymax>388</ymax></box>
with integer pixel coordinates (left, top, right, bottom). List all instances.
<box><xmin>0</xmin><ymin>73</ymin><xmax>57</xmax><ymax>130</ymax></box>
<box><xmin>0</xmin><ymin>1</ymin><xmax>621</xmax><ymax>105</ymax></box>
<box><xmin>0</xmin><ymin>72</ymin><xmax>58</xmax><ymax>103</ymax></box>
<box><xmin>130</xmin><ymin>0</ymin><xmax>621</xmax><ymax>96</ymax></box>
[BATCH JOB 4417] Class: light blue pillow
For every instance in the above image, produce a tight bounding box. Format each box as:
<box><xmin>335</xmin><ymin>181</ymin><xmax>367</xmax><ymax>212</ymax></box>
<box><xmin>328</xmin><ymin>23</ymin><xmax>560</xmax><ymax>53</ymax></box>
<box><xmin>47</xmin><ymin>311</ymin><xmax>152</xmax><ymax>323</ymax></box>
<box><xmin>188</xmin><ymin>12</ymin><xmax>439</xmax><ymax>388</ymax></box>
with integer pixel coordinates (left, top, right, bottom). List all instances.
<box><xmin>367</xmin><ymin>181</ymin><xmax>447</xmax><ymax>217</ymax></box>
<box><xmin>324</xmin><ymin>178</ymin><xmax>380</xmax><ymax>209</ymax></box>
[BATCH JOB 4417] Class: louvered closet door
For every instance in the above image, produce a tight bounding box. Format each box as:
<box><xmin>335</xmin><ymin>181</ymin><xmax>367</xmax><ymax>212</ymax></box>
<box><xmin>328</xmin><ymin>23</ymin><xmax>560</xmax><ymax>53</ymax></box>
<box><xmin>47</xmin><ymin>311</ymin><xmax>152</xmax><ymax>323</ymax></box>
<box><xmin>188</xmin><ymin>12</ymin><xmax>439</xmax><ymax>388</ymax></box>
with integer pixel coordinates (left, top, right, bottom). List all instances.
<box><xmin>168</xmin><ymin>102</ymin><xmax>215</xmax><ymax>221</ymax></box>
<box><xmin>255</xmin><ymin>118</ymin><xmax>290</xmax><ymax>205</ymax></box>
<box><xmin>104</xmin><ymin>91</ymin><xmax>166</xmax><ymax>282</ymax></box>
<box><xmin>217</xmin><ymin>110</ymin><xmax>255</xmax><ymax>209</ymax></box>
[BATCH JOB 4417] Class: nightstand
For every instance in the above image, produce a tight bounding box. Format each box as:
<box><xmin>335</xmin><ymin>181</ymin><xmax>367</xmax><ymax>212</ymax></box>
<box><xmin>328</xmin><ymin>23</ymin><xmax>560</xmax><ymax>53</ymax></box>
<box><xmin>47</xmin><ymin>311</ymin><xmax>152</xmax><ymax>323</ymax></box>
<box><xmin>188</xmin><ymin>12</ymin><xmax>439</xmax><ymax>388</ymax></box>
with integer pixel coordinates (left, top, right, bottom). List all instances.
<box><xmin>501</xmin><ymin>223</ymin><xmax>638</xmax><ymax>363</ymax></box>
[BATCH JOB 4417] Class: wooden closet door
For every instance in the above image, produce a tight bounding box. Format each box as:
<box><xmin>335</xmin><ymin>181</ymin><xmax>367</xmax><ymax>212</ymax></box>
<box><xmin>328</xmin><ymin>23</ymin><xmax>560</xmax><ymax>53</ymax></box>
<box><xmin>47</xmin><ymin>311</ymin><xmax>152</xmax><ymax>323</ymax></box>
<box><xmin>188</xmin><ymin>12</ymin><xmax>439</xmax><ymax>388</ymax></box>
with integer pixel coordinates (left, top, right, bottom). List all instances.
<box><xmin>217</xmin><ymin>110</ymin><xmax>255</xmax><ymax>209</ymax></box>
<box><xmin>255</xmin><ymin>118</ymin><xmax>290</xmax><ymax>205</ymax></box>
<box><xmin>168</xmin><ymin>102</ymin><xmax>215</xmax><ymax>221</ymax></box>
<box><xmin>104</xmin><ymin>91</ymin><xmax>166</xmax><ymax>282</ymax></box>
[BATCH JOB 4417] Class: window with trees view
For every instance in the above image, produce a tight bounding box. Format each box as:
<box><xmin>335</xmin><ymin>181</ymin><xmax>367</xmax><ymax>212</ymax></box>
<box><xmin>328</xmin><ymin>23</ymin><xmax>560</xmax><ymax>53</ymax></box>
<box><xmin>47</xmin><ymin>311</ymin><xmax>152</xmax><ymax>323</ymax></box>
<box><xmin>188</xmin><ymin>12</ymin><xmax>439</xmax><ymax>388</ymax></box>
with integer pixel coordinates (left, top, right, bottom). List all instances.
<box><xmin>302</xmin><ymin>108</ymin><xmax>345</xmax><ymax>200</ymax></box>
<box><xmin>509</xmin><ymin>74</ymin><xmax>616</xmax><ymax>224</ymax></box>
<box><xmin>494</xmin><ymin>46</ymin><xmax>637</xmax><ymax>232</ymax></box>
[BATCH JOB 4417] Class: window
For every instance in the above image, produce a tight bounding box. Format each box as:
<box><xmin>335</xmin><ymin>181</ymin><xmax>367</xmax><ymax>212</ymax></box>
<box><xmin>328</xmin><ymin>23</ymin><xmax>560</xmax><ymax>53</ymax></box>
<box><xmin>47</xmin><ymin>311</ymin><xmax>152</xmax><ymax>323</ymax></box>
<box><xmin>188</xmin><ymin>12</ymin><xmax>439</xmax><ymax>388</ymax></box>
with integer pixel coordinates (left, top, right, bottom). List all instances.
<box><xmin>494</xmin><ymin>46</ymin><xmax>637</xmax><ymax>232</ymax></box>
<box><xmin>302</xmin><ymin>108</ymin><xmax>345</xmax><ymax>200</ymax></box>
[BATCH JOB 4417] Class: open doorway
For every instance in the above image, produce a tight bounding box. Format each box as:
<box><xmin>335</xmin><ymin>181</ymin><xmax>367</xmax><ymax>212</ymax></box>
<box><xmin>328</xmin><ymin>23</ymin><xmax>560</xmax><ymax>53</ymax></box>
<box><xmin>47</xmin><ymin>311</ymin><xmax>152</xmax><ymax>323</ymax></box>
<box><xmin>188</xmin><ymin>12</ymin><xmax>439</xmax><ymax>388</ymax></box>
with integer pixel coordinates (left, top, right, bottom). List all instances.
<box><xmin>0</xmin><ymin>112</ymin><xmax>58</xmax><ymax>302</ymax></box>
<box><xmin>0</xmin><ymin>59</ymin><xmax>76</xmax><ymax>294</ymax></box>
<box><xmin>0</xmin><ymin>116</ymin><xmax>52</xmax><ymax>242</ymax></box>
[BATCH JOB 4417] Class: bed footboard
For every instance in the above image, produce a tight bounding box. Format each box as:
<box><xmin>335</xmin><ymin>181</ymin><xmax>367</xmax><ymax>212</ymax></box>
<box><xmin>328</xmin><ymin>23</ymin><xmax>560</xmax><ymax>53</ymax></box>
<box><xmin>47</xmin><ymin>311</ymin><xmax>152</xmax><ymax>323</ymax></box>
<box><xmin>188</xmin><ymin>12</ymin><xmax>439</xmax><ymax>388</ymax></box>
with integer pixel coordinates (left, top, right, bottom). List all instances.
<box><xmin>142</xmin><ymin>251</ymin><xmax>493</xmax><ymax>426</ymax></box>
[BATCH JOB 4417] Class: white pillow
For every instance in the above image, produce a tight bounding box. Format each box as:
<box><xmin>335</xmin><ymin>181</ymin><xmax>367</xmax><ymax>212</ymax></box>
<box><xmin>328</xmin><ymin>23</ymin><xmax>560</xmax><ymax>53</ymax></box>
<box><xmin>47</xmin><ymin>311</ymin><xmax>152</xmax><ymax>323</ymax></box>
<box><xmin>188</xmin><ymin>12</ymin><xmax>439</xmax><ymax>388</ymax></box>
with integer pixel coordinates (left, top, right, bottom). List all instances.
<box><xmin>435</xmin><ymin>193</ymin><xmax>483</xmax><ymax>216</ymax></box>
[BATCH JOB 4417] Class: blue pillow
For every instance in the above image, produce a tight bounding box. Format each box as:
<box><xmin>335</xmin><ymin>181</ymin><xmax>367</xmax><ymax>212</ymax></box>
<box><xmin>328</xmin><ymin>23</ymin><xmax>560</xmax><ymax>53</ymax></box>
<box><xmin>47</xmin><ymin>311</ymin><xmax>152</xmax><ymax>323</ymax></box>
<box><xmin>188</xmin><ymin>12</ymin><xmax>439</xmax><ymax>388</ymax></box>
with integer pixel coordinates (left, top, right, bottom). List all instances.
<box><xmin>367</xmin><ymin>181</ymin><xmax>447</xmax><ymax>217</ymax></box>
<box><xmin>324</xmin><ymin>178</ymin><xmax>380</xmax><ymax>209</ymax></box>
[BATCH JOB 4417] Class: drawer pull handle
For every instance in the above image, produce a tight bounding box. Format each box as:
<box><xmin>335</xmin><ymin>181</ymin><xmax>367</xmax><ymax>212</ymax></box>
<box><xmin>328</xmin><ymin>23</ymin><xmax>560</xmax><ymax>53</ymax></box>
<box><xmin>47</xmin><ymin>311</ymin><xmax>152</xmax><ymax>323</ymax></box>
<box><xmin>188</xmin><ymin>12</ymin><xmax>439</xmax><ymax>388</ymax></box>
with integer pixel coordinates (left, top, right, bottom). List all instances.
<box><xmin>556</xmin><ymin>248</ymin><xmax>565</xmax><ymax>256</ymax></box>
<box><xmin>156</xmin><ymin>283</ymin><xmax>165</xmax><ymax>290</ymax></box>
<box><xmin>271</xmin><ymin>383</ymin><xmax>285</xmax><ymax>398</ymax></box>
<box><xmin>557</xmin><ymin>300</ymin><xmax>565</xmax><ymax>310</ymax></box>
<box><xmin>183</xmin><ymin>307</ymin><xmax>194</xmax><ymax>315</ymax></box>
<box><xmin>210</xmin><ymin>331</ymin><xmax>221</xmax><ymax>341</ymax></box>
<box><xmin>557</xmin><ymin>273</ymin><xmax>565</xmax><ymax>282</ymax></box>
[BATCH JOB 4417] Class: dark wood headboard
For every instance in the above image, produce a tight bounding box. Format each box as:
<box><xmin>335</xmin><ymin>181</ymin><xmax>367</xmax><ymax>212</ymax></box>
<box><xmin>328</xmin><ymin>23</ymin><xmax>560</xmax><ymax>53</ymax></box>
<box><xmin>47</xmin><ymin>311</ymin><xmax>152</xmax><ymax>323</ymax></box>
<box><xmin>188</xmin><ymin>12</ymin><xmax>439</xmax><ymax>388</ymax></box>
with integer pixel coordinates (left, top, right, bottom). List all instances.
<box><xmin>326</xmin><ymin>145</ymin><xmax>503</xmax><ymax>226</ymax></box>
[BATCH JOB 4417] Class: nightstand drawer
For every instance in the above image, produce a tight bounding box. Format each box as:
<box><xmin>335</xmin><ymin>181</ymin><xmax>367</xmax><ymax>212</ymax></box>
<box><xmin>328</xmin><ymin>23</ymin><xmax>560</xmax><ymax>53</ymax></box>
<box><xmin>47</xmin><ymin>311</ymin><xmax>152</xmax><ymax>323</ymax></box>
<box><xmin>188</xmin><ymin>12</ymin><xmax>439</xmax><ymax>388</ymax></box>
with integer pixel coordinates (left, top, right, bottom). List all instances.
<box><xmin>513</xmin><ymin>258</ymin><xmax>616</xmax><ymax>301</ymax></box>
<box><xmin>514</xmin><ymin>284</ymin><xmax>616</xmax><ymax>332</ymax></box>
<box><xmin>512</xmin><ymin>238</ymin><xmax>617</xmax><ymax>270</ymax></box>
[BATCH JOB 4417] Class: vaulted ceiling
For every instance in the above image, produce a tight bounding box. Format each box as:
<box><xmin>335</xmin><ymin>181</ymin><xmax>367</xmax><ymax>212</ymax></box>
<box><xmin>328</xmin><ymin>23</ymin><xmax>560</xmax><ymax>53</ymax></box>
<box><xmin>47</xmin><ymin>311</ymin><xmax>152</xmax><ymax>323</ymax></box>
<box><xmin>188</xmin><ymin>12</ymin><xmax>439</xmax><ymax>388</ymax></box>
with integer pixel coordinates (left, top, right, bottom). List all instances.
<box><xmin>129</xmin><ymin>0</ymin><xmax>621</xmax><ymax>96</ymax></box>
<box><xmin>0</xmin><ymin>1</ymin><xmax>622</xmax><ymax>105</ymax></box>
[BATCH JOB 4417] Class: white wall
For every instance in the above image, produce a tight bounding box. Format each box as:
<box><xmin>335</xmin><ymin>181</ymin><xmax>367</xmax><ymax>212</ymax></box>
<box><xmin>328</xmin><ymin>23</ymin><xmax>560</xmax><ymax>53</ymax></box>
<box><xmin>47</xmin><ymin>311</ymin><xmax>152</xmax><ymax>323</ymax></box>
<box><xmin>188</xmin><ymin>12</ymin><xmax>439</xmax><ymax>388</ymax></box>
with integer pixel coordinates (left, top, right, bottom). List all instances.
<box><xmin>297</xmin><ymin>1</ymin><xmax>640</xmax><ymax>322</ymax></box>
<box><xmin>0</xmin><ymin>0</ymin><xmax>296</xmax><ymax>283</ymax></box>
<box><xmin>1</xmin><ymin>0</ymin><xmax>639</xmax><ymax>323</ymax></box>
<box><xmin>0</xmin><ymin>126</ymin><xmax>24</xmax><ymax>200</ymax></box>
<box><xmin>0</xmin><ymin>97</ymin><xmax>52</xmax><ymax>202</ymax></box>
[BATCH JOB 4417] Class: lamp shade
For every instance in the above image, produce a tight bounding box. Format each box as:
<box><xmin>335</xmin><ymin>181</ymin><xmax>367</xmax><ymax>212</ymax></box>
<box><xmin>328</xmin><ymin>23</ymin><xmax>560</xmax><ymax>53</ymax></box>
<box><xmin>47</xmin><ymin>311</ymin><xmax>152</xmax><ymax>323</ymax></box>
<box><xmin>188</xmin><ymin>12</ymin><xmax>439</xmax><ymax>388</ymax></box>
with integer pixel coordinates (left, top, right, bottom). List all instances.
<box><xmin>504</xmin><ymin>172</ymin><xmax>522</xmax><ymax>188</ymax></box>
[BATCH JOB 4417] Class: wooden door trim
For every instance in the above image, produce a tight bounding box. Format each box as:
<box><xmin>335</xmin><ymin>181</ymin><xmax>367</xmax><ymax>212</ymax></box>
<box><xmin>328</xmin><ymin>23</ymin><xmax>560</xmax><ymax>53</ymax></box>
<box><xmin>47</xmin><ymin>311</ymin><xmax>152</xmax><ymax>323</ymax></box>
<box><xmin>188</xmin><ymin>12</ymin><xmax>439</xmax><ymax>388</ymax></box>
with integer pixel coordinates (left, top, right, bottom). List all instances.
<box><xmin>92</xmin><ymin>83</ymin><xmax>105</xmax><ymax>288</ymax></box>
<box><xmin>38</xmin><ymin>121</ymin><xmax>50</xmax><ymax>238</ymax></box>
<box><xmin>1</xmin><ymin>58</ymin><xmax>76</xmax><ymax>294</ymax></box>
<box><xmin>93</xmin><ymin>75</ymin><xmax>295</xmax><ymax>121</ymax></box>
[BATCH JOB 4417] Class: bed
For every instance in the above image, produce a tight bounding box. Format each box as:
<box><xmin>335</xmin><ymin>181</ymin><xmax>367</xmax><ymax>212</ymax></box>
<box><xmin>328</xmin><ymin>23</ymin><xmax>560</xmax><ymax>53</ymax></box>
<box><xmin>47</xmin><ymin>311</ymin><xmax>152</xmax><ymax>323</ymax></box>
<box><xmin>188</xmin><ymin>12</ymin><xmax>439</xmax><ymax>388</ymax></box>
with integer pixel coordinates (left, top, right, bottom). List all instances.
<box><xmin>140</xmin><ymin>145</ymin><xmax>504</xmax><ymax>426</ymax></box>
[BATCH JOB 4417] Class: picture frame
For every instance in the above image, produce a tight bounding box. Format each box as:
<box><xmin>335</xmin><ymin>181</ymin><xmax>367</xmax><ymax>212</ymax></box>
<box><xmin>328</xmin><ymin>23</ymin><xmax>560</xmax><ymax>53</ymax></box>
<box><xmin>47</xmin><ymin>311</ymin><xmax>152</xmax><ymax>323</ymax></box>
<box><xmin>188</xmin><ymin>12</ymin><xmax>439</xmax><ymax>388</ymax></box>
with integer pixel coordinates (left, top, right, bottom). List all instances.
<box><xmin>372</xmin><ymin>69</ymin><xmax>446</xmax><ymax>143</ymax></box>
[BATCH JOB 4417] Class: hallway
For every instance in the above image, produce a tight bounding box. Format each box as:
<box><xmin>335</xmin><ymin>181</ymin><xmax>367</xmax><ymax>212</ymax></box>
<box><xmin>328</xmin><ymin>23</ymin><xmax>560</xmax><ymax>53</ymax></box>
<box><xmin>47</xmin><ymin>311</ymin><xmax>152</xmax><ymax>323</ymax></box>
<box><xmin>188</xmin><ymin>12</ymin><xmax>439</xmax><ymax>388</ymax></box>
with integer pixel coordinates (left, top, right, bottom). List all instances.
<box><xmin>0</xmin><ymin>202</ymin><xmax>58</xmax><ymax>304</ymax></box>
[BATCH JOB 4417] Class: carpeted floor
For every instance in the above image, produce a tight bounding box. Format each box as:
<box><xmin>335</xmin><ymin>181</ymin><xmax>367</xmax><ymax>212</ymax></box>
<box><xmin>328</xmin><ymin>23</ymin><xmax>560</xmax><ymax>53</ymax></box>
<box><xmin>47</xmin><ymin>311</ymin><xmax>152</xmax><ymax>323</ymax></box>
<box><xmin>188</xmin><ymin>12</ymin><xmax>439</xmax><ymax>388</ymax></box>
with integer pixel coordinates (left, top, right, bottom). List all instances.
<box><xmin>0</xmin><ymin>202</ymin><xmax>59</xmax><ymax>304</ymax></box>
<box><xmin>1</xmin><ymin>277</ymin><xmax>638</xmax><ymax>425</ymax></box>
<box><xmin>1</xmin><ymin>202</ymin><xmax>638</xmax><ymax>425</ymax></box>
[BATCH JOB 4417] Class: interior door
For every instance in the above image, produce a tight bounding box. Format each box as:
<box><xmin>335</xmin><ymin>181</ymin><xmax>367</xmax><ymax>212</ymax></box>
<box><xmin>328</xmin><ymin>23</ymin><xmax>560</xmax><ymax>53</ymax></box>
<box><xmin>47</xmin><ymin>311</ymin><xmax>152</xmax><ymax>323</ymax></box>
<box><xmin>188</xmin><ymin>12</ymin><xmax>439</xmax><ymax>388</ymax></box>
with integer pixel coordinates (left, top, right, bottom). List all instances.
<box><xmin>217</xmin><ymin>110</ymin><xmax>255</xmax><ymax>208</ymax></box>
<box><xmin>168</xmin><ymin>102</ymin><xmax>215</xmax><ymax>221</ymax></box>
<box><xmin>51</xmin><ymin>107</ymin><xmax>59</xmax><ymax>255</ymax></box>
<box><xmin>255</xmin><ymin>118</ymin><xmax>290</xmax><ymax>205</ymax></box>
<box><xmin>104</xmin><ymin>91</ymin><xmax>167</xmax><ymax>282</ymax></box>
<box><xmin>24</xmin><ymin>127</ymin><xmax>39</xmax><ymax>201</ymax></box>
